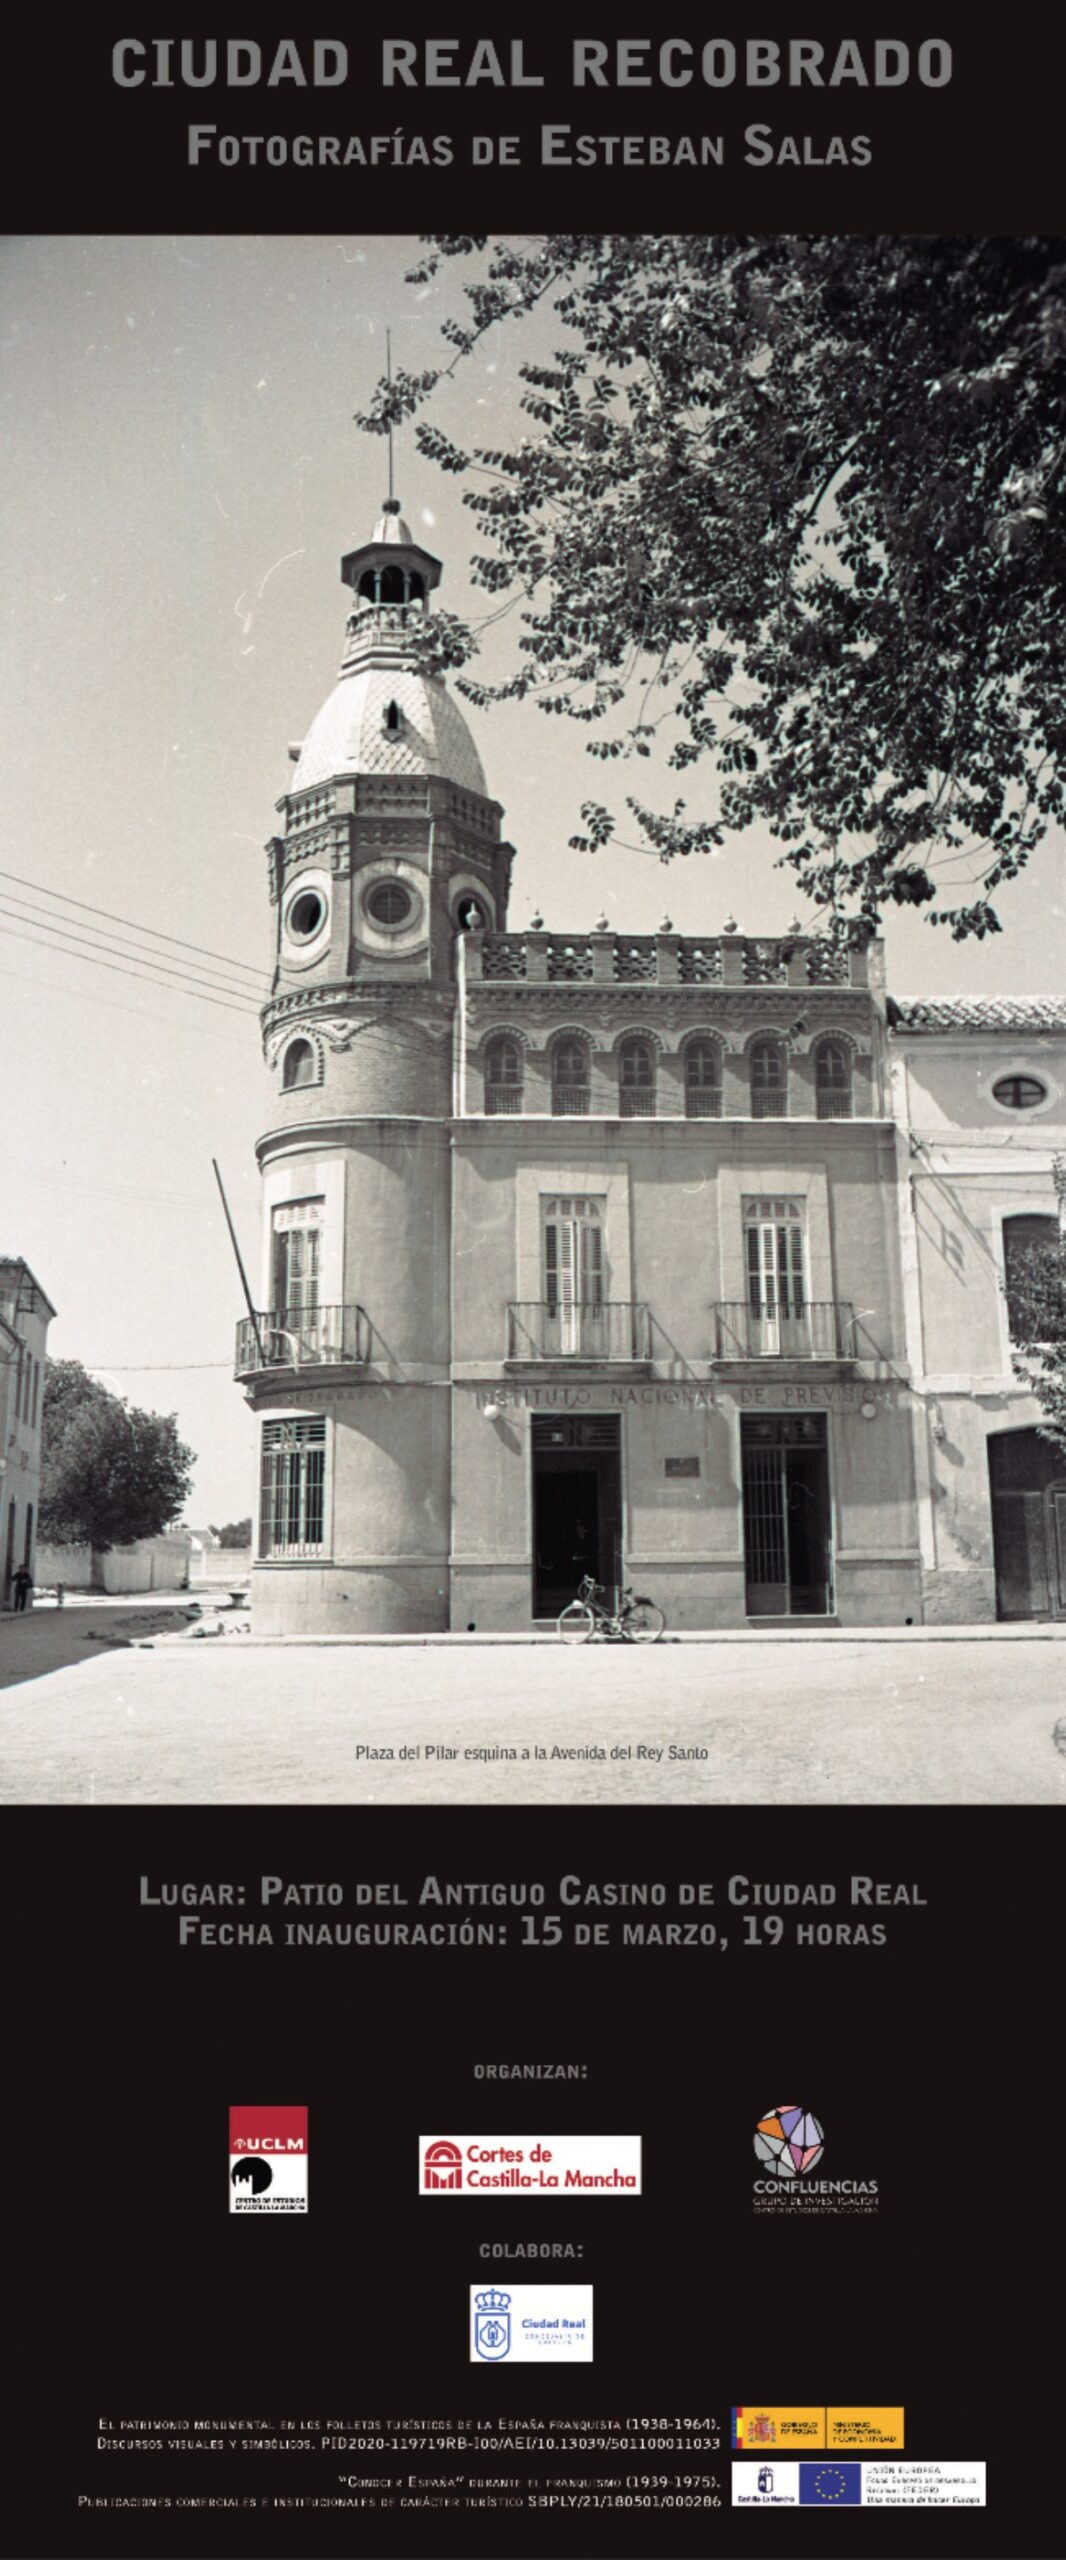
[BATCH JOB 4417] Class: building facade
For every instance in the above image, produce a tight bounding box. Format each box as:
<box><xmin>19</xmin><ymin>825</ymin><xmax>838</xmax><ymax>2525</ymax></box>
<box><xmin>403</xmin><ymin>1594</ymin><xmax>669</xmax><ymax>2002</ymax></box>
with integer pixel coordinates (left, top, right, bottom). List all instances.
<box><xmin>890</xmin><ymin>1002</ymin><xmax>1066</xmax><ymax>1622</ymax></box>
<box><xmin>238</xmin><ymin>500</ymin><xmax>927</xmax><ymax>1633</ymax></box>
<box><xmin>0</xmin><ymin>1257</ymin><xmax>55</xmax><ymax>1607</ymax></box>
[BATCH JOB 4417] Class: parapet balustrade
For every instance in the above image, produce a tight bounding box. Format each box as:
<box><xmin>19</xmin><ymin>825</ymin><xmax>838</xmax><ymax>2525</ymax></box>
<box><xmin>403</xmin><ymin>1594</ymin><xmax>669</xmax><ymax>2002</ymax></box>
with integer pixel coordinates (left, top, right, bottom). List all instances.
<box><xmin>465</xmin><ymin>931</ymin><xmax>862</xmax><ymax>988</ymax></box>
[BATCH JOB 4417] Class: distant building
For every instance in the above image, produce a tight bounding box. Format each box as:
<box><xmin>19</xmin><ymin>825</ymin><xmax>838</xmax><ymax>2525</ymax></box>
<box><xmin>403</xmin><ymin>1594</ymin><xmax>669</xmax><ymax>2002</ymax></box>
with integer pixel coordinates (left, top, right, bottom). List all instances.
<box><xmin>0</xmin><ymin>1258</ymin><xmax>55</xmax><ymax>1606</ymax></box>
<box><xmin>890</xmin><ymin>1001</ymin><xmax>1066</xmax><ymax>1621</ymax></box>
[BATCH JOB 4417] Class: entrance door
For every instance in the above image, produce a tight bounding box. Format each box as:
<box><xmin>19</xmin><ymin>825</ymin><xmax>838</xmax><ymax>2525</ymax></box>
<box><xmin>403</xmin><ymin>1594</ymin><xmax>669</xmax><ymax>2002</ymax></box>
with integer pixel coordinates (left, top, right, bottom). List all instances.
<box><xmin>988</xmin><ymin>1428</ymin><xmax>1066</xmax><ymax>1618</ymax></box>
<box><xmin>741</xmin><ymin>1414</ymin><xmax>832</xmax><ymax>1617</ymax></box>
<box><xmin>531</xmin><ymin>1415</ymin><xmax>622</xmax><ymax>1618</ymax></box>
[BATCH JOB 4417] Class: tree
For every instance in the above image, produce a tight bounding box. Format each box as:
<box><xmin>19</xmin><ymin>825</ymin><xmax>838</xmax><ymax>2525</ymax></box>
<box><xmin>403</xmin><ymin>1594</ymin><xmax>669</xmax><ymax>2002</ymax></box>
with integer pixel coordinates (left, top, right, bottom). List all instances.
<box><xmin>40</xmin><ymin>1360</ymin><xmax>195</xmax><ymax>1583</ymax></box>
<box><xmin>1005</xmin><ymin>1235</ymin><xmax>1066</xmax><ymax>1448</ymax></box>
<box><xmin>210</xmin><ymin>1518</ymin><xmax>253</xmax><ymax>1550</ymax></box>
<box><xmin>358</xmin><ymin>234</ymin><xmax>1066</xmax><ymax>940</ymax></box>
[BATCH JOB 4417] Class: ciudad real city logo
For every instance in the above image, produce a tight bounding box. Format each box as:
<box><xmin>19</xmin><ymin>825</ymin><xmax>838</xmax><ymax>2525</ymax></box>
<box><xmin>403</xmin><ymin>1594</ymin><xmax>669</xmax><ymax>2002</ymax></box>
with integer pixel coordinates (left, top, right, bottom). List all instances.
<box><xmin>752</xmin><ymin>2104</ymin><xmax>878</xmax><ymax>2213</ymax></box>
<box><xmin>420</xmin><ymin>2133</ymin><xmax>641</xmax><ymax>2193</ymax></box>
<box><xmin>470</xmin><ymin>2284</ymin><xmax>594</xmax><ymax>2363</ymax></box>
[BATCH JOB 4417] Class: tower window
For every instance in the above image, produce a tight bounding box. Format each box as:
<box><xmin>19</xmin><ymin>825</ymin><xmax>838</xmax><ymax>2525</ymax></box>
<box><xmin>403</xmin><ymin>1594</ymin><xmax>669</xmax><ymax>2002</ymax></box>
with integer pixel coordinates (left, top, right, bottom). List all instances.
<box><xmin>384</xmin><ymin>699</ymin><xmax>401</xmax><ymax>733</ymax></box>
<box><xmin>287</xmin><ymin>888</ymin><xmax>326</xmax><ymax>943</ymax></box>
<box><xmin>282</xmin><ymin>1039</ymin><xmax>316</xmax><ymax>1091</ymax></box>
<box><xmin>366</xmin><ymin>879</ymin><xmax>414</xmax><ymax>928</ymax></box>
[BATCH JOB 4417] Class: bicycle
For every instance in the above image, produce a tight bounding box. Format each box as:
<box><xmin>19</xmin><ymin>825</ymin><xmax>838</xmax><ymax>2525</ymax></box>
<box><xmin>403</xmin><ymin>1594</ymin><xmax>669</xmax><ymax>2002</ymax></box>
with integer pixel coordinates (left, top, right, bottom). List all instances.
<box><xmin>557</xmin><ymin>1574</ymin><xmax>665</xmax><ymax>1644</ymax></box>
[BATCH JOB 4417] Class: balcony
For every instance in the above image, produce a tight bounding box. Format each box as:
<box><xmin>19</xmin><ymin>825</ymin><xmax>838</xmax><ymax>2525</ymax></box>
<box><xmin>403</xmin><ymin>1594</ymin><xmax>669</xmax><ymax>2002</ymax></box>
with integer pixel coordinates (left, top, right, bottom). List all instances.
<box><xmin>507</xmin><ymin>1300</ymin><xmax>653</xmax><ymax>1364</ymax></box>
<box><xmin>485</xmin><ymin>1082</ymin><xmax>524</xmax><ymax>1114</ymax></box>
<box><xmin>712</xmin><ymin>1301</ymin><xmax>857</xmax><ymax>1361</ymax></box>
<box><xmin>551</xmin><ymin>1083</ymin><xmax>591</xmax><ymax>1116</ymax></box>
<box><xmin>235</xmin><ymin>1302</ymin><xmax>371</xmax><ymax>1380</ymax></box>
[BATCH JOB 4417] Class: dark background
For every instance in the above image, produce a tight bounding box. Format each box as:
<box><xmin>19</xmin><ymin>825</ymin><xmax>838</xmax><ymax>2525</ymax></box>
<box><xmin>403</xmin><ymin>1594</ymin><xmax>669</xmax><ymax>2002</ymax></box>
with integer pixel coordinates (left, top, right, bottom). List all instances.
<box><xmin>5</xmin><ymin>1806</ymin><xmax>1058</xmax><ymax>2557</ymax></box>
<box><xmin>5</xmin><ymin>16</ymin><xmax>1065</xmax><ymax>234</ymax></box>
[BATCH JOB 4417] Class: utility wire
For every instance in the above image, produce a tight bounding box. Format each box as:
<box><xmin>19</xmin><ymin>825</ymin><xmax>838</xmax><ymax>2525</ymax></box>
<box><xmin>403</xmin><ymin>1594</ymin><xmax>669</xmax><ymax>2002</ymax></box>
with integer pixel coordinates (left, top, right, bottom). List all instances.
<box><xmin>0</xmin><ymin>892</ymin><xmax>264</xmax><ymax>1005</ymax></box>
<box><xmin>0</xmin><ymin>864</ymin><xmax>270</xmax><ymax>984</ymax></box>
<box><xmin>0</xmin><ymin>918</ymin><xmax>262</xmax><ymax>1018</ymax></box>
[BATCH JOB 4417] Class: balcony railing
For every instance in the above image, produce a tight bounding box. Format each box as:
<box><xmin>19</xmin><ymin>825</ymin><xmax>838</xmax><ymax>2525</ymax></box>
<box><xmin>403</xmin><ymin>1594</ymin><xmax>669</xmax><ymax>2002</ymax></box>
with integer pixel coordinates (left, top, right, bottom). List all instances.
<box><xmin>486</xmin><ymin>1082</ymin><xmax>524</xmax><ymax>1114</ymax></box>
<box><xmin>815</xmin><ymin>1089</ymin><xmax>853</xmax><ymax>1119</ymax></box>
<box><xmin>551</xmin><ymin>1084</ymin><xmax>590</xmax><ymax>1116</ymax></box>
<box><xmin>751</xmin><ymin>1089</ymin><xmax>787</xmax><ymax>1118</ymax></box>
<box><xmin>712</xmin><ymin>1301</ymin><xmax>856</xmax><ymax>1360</ymax></box>
<box><xmin>235</xmin><ymin>1302</ymin><xmax>371</xmax><ymax>1377</ymax></box>
<box><xmin>685</xmin><ymin>1086</ymin><xmax>722</xmax><ymax>1117</ymax></box>
<box><xmin>507</xmin><ymin>1300</ymin><xmax>653</xmax><ymax>1361</ymax></box>
<box><xmin>619</xmin><ymin>1087</ymin><xmax>656</xmax><ymax>1117</ymax></box>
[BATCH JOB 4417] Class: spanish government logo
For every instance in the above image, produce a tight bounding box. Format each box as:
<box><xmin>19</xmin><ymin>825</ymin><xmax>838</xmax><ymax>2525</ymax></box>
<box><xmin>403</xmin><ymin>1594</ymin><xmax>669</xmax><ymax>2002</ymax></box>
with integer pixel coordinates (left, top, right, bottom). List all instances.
<box><xmin>228</xmin><ymin>2105</ymin><xmax>308</xmax><ymax>2213</ymax></box>
<box><xmin>753</xmin><ymin>2105</ymin><xmax>825</xmax><ymax>2178</ymax></box>
<box><xmin>473</xmin><ymin>2288</ymin><xmax>512</xmax><ymax>2360</ymax></box>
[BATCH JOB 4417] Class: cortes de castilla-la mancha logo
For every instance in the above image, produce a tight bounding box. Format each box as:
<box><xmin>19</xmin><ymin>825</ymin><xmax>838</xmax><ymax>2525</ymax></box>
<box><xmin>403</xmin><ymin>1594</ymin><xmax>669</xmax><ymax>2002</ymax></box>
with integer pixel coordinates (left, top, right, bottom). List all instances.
<box><xmin>420</xmin><ymin>2133</ymin><xmax>641</xmax><ymax>2193</ymax></box>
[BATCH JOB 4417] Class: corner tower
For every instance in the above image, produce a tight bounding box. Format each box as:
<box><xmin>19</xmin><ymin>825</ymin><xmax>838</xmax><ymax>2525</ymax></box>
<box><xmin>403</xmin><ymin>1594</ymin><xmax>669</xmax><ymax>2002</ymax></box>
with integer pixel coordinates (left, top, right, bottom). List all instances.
<box><xmin>240</xmin><ymin>496</ymin><xmax>514</xmax><ymax>1632</ymax></box>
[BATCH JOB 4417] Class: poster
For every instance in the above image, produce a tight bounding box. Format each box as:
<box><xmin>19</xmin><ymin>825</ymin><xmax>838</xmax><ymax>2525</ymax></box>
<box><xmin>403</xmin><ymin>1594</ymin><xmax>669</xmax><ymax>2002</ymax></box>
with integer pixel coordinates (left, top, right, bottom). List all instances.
<box><xmin>2</xmin><ymin>22</ymin><xmax>1064</xmax><ymax>2560</ymax></box>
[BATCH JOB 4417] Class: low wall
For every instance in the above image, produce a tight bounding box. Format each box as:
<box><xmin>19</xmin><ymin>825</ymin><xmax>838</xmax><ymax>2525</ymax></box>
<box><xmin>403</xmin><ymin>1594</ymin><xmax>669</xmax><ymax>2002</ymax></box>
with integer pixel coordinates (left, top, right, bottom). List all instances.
<box><xmin>36</xmin><ymin>1532</ymin><xmax>192</xmax><ymax>1593</ymax></box>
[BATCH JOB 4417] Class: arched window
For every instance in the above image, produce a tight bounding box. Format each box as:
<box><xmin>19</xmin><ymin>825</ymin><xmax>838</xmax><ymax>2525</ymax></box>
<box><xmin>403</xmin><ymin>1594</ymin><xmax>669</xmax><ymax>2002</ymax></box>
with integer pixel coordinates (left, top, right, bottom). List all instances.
<box><xmin>751</xmin><ymin>1038</ymin><xmax>787</xmax><ymax>1118</ymax></box>
<box><xmin>379</xmin><ymin>565</ymin><xmax>405</xmax><ymax>605</ymax></box>
<box><xmin>552</xmin><ymin>1037</ymin><xmax>590</xmax><ymax>1116</ymax></box>
<box><xmin>1003</xmin><ymin>1213</ymin><xmax>1061</xmax><ymax>1341</ymax></box>
<box><xmin>684</xmin><ymin>1039</ymin><xmax>721</xmax><ymax>1118</ymax></box>
<box><xmin>282</xmin><ymin>1038</ymin><xmax>316</xmax><ymax>1091</ymax></box>
<box><xmin>815</xmin><ymin>1039</ymin><xmax>852</xmax><ymax>1120</ymax></box>
<box><xmin>485</xmin><ymin>1036</ymin><xmax>523</xmax><ymax>1116</ymax></box>
<box><xmin>619</xmin><ymin>1037</ymin><xmax>656</xmax><ymax>1117</ymax></box>
<box><xmin>384</xmin><ymin>699</ymin><xmax>401</xmax><ymax>733</ymax></box>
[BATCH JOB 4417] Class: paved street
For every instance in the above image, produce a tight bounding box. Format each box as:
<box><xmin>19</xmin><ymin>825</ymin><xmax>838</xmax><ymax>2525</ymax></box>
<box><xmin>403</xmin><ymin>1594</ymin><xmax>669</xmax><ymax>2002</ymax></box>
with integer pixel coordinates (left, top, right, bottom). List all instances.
<box><xmin>0</xmin><ymin>1626</ymin><xmax>1062</xmax><ymax>1804</ymax></box>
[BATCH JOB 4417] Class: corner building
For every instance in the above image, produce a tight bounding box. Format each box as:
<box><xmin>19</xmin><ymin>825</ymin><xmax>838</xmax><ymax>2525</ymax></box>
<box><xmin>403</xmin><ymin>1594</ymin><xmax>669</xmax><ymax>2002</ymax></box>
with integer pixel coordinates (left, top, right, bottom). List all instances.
<box><xmin>242</xmin><ymin>502</ymin><xmax>919</xmax><ymax>1632</ymax></box>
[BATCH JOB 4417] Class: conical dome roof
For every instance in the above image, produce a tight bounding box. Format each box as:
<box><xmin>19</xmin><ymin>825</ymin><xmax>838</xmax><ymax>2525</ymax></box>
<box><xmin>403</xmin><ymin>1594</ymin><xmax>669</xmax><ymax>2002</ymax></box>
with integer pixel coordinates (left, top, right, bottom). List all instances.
<box><xmin>291</xmin><ymin>662</ymin><xmax>487</xmax><ymax>796</ymax></box>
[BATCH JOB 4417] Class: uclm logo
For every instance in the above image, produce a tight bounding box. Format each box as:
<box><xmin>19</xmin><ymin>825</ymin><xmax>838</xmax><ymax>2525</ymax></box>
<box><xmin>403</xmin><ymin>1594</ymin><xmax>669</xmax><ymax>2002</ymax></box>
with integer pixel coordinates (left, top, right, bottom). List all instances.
<box><xmin>424</xmin><ymin>2138</ymin><xmax>464</xmax><ymax>2191</ymax></box>
<box><xmin>229</xmin><ymin>2106</ymin><xmax>309</xmax><ymax>2213</ymax></box>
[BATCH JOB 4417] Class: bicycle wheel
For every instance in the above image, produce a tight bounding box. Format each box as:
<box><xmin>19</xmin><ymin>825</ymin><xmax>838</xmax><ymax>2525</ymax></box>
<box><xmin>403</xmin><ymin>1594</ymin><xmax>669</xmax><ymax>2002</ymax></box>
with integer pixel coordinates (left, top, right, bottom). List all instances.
<box><xmin>622</xmin><ymin>1600</ymin><xmax>665</xmax><ymax>1642</ymax></box>
<box><xmin>557</xmin><ymin>1602</ymin><xmax>595</xmax><ymax>1644</ymax></box>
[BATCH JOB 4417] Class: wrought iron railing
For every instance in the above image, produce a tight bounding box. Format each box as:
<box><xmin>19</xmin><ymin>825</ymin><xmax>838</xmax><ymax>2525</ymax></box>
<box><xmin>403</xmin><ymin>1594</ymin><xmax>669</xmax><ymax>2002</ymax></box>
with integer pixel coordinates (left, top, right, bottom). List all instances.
<box><xmin>485</xmin><ymin>1082</ymin><xmax>524</xmax><ymax>1114</ymax></box>
<box><xmin>619</xmin><ymin>1088</ymin><xmax>656</xmax><ymax>1117</ymax></box>
<box><xmin>551</xmin><ymin>1083</ymin><xmax>591</xmax><ymax>1115</ymax></box>
<box><xmin>712</xmin><ymin>1301</ymin><xmax>856</xmax><ymax>1359</ymax></box>
<box><xmin>507</xmin><ymin>1301</ymin><xmax>654</xmax><ymax>1360</ymax></box>
<box><xmin>751</xmin><ymin>1089</ymin><xmax>788</xmax><ymax>1117</ymax></box>
<box><xmin>815</xmin><ymin>1089</ymin><xmax>852</xmax><ymax>1119</ymax></box>
<box><xmin>685</xmin><ymin>1086</ymin><xmax>722</xmax><ymax>1117</ymax></box>
<box><xmin>235</xmin><ymin>1303</ymin><xmax>371</xmax><ymax>1376</ymax></box>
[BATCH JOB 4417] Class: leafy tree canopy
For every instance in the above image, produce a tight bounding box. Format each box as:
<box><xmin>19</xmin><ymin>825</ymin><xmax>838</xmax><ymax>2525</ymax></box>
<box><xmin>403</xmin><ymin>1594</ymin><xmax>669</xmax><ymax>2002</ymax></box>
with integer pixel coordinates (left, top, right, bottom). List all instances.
<box><xmin>358</xmin><ymin>234</ymin><xmax>1066</xmax><ymax>940</ymax></box>
<box><xmin>40</xmin><ymin>1360</ymin><xmax>195</xmax><ymax>1554</ymax></box>
<box><xmin>1006</xmin><ymin>1236</ymin><xmax>1066</xmax><ymax>1448</ymax></box>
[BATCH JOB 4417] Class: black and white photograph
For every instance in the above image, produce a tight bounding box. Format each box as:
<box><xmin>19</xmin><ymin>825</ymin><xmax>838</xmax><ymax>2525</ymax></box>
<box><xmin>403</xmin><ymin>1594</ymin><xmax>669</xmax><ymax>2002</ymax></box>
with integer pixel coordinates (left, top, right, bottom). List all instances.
<box><xmin>1</xmin><ymin>22</ymin><xmax>1064</xmax><ymax>2560</ymax></box>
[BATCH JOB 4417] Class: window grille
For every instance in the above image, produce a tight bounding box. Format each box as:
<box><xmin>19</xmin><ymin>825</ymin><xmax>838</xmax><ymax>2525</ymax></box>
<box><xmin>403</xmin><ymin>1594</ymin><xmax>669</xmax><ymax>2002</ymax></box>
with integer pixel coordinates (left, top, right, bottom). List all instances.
<box><xmin>260</xmin><ymin>1417</ymin><xmax>327</xmax><ymax>1558</ymax></box>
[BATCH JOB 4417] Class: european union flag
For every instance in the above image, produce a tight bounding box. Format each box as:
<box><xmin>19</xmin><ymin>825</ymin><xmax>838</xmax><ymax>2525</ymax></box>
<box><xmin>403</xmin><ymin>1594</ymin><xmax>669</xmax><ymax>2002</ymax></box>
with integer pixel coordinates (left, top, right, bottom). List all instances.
<box><xmin>799</xmin><ymin>2462</ymin><xmax>862</xmax><ymax>2507</ymax></box>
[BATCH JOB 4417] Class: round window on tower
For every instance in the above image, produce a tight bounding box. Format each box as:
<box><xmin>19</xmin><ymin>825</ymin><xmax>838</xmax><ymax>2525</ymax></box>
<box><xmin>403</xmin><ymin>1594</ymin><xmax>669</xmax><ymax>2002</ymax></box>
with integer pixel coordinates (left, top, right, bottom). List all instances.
<box><xmin>991</xmin><ymin>1073</ymin><xmax>1049</xmax><ymax>1111</ymax></box>
<box><xmin>281</xmin><ymin>871</ymin><xmax>330</xmax><ymax>964</ymax></box>
<box><xmin>365</xmin><ymin>879</ymin><xmax>414</xmax><ymax>929</ymax></box>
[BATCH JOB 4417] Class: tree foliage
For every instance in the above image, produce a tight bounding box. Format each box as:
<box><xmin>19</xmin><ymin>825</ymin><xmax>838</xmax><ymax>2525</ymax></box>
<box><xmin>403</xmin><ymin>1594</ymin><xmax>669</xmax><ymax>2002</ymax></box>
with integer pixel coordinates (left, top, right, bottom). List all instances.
<box><xmin>358</xmin><ymin>234</ymin><xmax>1066</xmax><ymax>938</ymax></box>
<box><xmin>40</xmin><ymin>1360</ymin><xmax>195</xmax><ymax>1554</ymax></box>
<box><xmin>210</xmin><ymin>1518</ymin><xmax>253</xmax><ymax>1549</ymax></box>
<box><xmin>1006</xmin><ymin>1237</ymin><xmax>1066</xmax><ymax>1448</ymax></box>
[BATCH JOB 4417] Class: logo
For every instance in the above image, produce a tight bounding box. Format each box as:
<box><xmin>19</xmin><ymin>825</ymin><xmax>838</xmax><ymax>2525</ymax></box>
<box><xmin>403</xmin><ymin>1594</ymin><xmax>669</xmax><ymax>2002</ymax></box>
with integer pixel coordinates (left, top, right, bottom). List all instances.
<box><xmin>758</xmin><ymin>2468</ymin><xmax>774</xmax><ymax>2496</ymax></box>
<box><xmin>801</xmin><ymin>2464</ymin><xmax>861</xmax><ymax>2507</ymax></box>
<box><xmin>753</xmin><ymin>2105</ymin><xmax>825</xmax><ymax>2178</ymax></box>
<box><xmin>473</xmin><ymin>2287</ymin><xmax>512</xmax><ymax>2360</ymax></box>
<box><xmin>228</xmin><ymin>2105</ymin><xmax>308</xmax><ymax>2213</ymax></box>
<box><xmin>420</xmin><ymin>2134</ymin><xmax>641</xmax><ymax>2193</ymax></box>
<box><xmin>423</xmin><ymin>2138</ymin><xmax>464</xmax><ymax>2191</ymax></box>
<box><xmin>468</xmin><ymin>2283</ymin><xmax>594</xmax><ymax>2363</ymax></box>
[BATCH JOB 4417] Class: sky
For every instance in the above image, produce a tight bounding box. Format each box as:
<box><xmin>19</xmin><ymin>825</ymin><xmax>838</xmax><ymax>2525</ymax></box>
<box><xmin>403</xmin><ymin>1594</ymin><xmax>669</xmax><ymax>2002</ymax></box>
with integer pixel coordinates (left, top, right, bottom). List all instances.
<box><xmin>2</xmin><ymin>233</ymin><xmax>1064</xmax><ymax>1522</ymax></box>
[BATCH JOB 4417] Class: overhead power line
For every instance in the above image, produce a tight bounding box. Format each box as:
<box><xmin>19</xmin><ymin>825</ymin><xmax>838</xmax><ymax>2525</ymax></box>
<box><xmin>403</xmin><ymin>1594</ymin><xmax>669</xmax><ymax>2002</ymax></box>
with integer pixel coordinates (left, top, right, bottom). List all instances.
<box><xmin>0</xmin><ymin>864</ymin><xmax>270</xmax><ymax>984</ymax></box>
<box><xmin>0</xmin><ymin>892</ymin><xmax>264</xmax><ymax>1006</ymax></box>
<box><xmin>0</xmin><ymin>917</ymin><xmax>261</xmax><ymax>1018</ymax></box>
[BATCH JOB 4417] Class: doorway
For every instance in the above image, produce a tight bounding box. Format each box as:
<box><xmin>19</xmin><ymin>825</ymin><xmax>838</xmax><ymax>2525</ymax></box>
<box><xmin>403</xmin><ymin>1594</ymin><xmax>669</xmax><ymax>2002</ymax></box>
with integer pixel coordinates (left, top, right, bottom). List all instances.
<box><xmin>988</xmin><ymin>1428</ymin><xmax>1066</xmax><ymax>1618</ymax></box>
<box><xmin>741</xmin><ymin>1413</ymin><xmax>832</xmax><ymax>1617</ymax></box>
<box><xmin>532</xmin><ymin>1415</ymin><xmax>622</xmax><ymax>1619</ymax></box>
